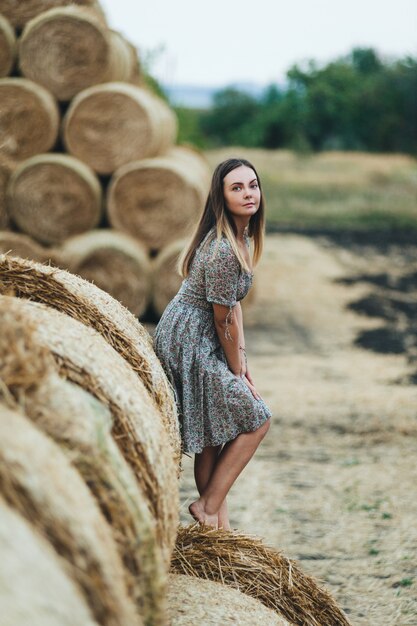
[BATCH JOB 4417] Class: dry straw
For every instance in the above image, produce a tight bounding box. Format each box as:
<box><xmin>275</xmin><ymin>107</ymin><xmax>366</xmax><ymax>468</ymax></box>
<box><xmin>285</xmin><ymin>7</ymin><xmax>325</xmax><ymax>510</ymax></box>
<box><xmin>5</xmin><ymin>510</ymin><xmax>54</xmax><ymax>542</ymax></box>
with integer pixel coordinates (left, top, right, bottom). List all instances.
<box><xmin>7</xmin><ymin>153</ymin><xmax>102</xmax><ymax>245</ymax></box>
<box><xmin>0</xmin><ymin>78</ymin><xmax>59</xmax><ymax>162</ymax></box>
<box><xmin>172</xmin><ymin>525</ymin><xmax>353</xmax><ymax>626</ymax></box>
<box><xmin>151</xmin><ymin>238</ymin><xmax>186</xmax><ymax>316</ymax></box>
<box><xmin>0</xmin><ymin>156</ymin><xmax>13</xmax><ymax>229</ymax></box>
<box><xmin>0</xmin><ymin>232</ymin><xmax>49</xmax><ymax>262</ymax></box>
<box><xmin>1</xmin><ymin>295</ymin><xmax>179</xmax><ymax>565</ymax></box>
<box><xmin>0</xmin><ymin>254</ymin><xmax>181</xmax><ymax>463</ymax></box>
<box><xmin>0</xmin><ymin>404</ymin><xmax>141</xmax><ymax>626</ymax></box>
<box><xmin>59</xmin><ymin>229</ymin><xmax>151</xmax><ymax>317</ymax></box>
<box><xmin>0</xmin><ymin>13</ymin><xmax>16</xmax><ymax>77</ymax></box>
<box><xmin>19</xmin><ymin>7</ymin><xmax>135</xmax><ymax>101</ymax></box>
<box><xmin>0</xmin><ymin>296</ymin><xmax>166</xmax><ymax>625</ymax></box>
<box><xmin>107</xmin><ymin>155</ymin><xmax>205</xmax><ymax>251</ymax></box>
<box><xmin>0</xmin><ymin>497</ymin><xmax>100</xmax><ymax>626</ymax></box>
<box><xmin>167</xmin><ymin>574</ymin><xmax>290</xmax><ymax>626</ymax></box>
<box><xmin>0</xmin><ymin>0</ymin><xmax>100</xmax><ymax>28</ymax></box>
<box><xmin>63</xmin><ymin>82</ymin><xmax>177</xmax><ymax>174</ymax></box>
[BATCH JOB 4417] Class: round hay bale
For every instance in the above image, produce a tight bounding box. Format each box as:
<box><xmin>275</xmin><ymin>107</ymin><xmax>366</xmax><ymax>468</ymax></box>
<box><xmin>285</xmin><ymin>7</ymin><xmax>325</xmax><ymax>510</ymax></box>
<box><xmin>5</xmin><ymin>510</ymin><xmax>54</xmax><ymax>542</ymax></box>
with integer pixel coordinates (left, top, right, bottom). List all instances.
<box><xmin>151</xmin><ymin>239</ymin><xmax>186</xmax><ymax>317</ymax></box>
<box><xmin>59</xmin><ymin>230</ymin><xmax>151</xmax><ymax>317</ymax></box>
<box><xmin>0</xmin><ymin>157</ymin><xmax>13</xmax><ymax>229</ymax></box>
<box><xmin>0</xmin><ymin>232</ymin><xmax>48</xmax><ymax>262</ymax></box>
<box><xmin>167</xmin><ymin>574</ymin><xmax>290</xmax><ymax>626</ymax></box>
<box><xmin>0</xmin><ymin>14</ymin><xmax>16</xmax><ymax>77</ymax></box>
<box><xmin>107</xmin><ymin>29</ymin><xmax>139</xmax><ymax>84</ymax></box>
<box><xmin>19</xmin><ymin>8</ymin><xmax>134</xmax><ymax>101</ymax></box>
<box><xmin>0</xmin><ymin>0</ymin><xmax>101</xmax><ymax>28</ymax></box>
<box><xmin>172</xmin><ymin>525</ymin><xmax>353</xmax><ymax>626</ymax></box>
<box><xmin>0</xmin><ymin>404</ymin><xmax>141</xmax><ymax>626</ymax></box>
<box><xmin>164</xmin><ymin>145</ymin><xmax>211</xmax><ymax>191</ymax></box>
<box><xmin>1</xmin><ymin>295</ymin><xmax>179</xmax><ymax>565</ymax></box>
<box><xmin>63</xmin><ymin>82</ymin><xmax>177</xmax><ymax>174</ymax></box>
<box><xmin>0</xmin><ymin>254</ymin><xmax>181</xmax><ymax>463</ymax></box>
<box><xmin>0</xmin><ymin>78</ymin><xmax>59</xmax><ymax>162</ymax></box>
<box><xmin>7</xmin><ymin>153</ymin><xmax>102</xmax><ymax>245</ymax></box>
<box><xmin>0</xmin><ymin>497</ymin><xmax>100</xmax><ymax>626</ymax></box>
<box><xmin>107</xmin><ymin>156</ymin><xmax>205</xmax><ymax>251</ymax></box>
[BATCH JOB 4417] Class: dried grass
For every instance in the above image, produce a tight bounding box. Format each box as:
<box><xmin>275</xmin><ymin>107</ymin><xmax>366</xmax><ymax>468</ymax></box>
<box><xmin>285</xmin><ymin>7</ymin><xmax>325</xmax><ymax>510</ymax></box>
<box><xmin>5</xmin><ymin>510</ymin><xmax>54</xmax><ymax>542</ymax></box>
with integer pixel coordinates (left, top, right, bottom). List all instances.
<box><xmin>107</xmin><ymin>155</ymin><xmax>203</xmax><ymax>251</ymax></box>
<box><xmin>7</xmin><ymin>153</ymin><xmax>102</xmax><ymax>245</ymax></box>
<box><xmin>151</xmin><ymin>238</ymin><xmax>186</xmax><ymax>316</ymax></box>
<box><xmin>0</xmin><ymin>0</ymin><xmax>99</xmax><ymax>28</ymax></box>
<box><xmin>18</xmin><ymin>6</ymin><xmax>133</xmax><ymax>101</ymax></box>
<box><xmin>0</xmin><ymin>78</ymin><xmax>59</xmax><ymax>161</ymax></box>
<box><xmin>63</xmin><ymin>82</ymin><xmax>177</xmax><ymax>174</ymax></box>
<box><xmin>0</xmin><ymin>496</ymin><xmax>100</xmax><ymax>626</ymax></box>
<box><xmin>0</xmin><ymin>232</ymin><xmax>49</xmax><ymax>262</ymax></box>
<box><xmin>0</xmin><ymin>295</ymin><xmax>179</xmax><ymax>565</ymax></box>
<box><xmin>0</xmin><ymin>254</ymin><xmax>181</xmax><ymax>463</ymax></box>
<box><xmin>0</xmin><ymin>156</ymin><xmax>13</xmax><ymax>229</ymax></box>
<box><xmin>0</xmin><ymin>13</ymin><xmax>15</xmax><ymax>77</ymax></box>
<box><xmin>167</xmin><ymin>574</ymin><xmax>290</xmax><ymax>625</ymax></box>
<box><xmin>0</xmin><ymin>404</ymin><xmax>141</xmax><ymax>626</ymax></box>
<box><xmin>171</xmin><ymin>525</ymin><xmax>352</xmax><ymax>626</ymax></box>
<box><xmin>59</xmin><ymin>229</ymin><xmax>151</xmax><ymax>316</ymax></box>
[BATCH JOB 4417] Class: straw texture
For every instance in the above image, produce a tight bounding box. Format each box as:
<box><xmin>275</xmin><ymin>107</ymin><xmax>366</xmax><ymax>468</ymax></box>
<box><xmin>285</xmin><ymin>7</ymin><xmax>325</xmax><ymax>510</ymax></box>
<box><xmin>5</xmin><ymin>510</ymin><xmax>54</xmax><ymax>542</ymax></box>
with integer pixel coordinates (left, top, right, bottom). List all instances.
<box><xmin>0</xmin><ymin>157</ymin><xmax>12</xmax><ymax>229</ymax></box>
<box><xmin>0</xmin><ymin>0</ymin><xmax>99</xmax><ymax>28</ymax></box>
<box><xmin>172</xmin><ymin>525</ymin><xmax>353</xmax><ymax>626</ymax></box>
<box><xmin>0</xmin><ymin>254</ymin><xmax>181</xmax><ymax>463</ymax></box>
<box><xmin>151</xmin><ymin>238</ymin><xmax>186</xmax><ymax>316</ymax></box>
<box><xmin>107</xmin><ymin>155</ymin><xmax>204</xmax><ymax>251</ymax></box>
<box><xmin>7</xmin><ymin>153</ymin><xmax>102</xmax><ymax>245</ymax></box>
<box><xmin>0</xmin><ymin>78</ymin><xmax>59</xmax><ymax>162</ymax></box>
<box><xmin>0</xmin><ymin>13</ymin><xmax>15</xmax><ymax>77</ymax></box>
<box><xmin>19</xmin><ymin>7</ymin><xmax>134</xmax><ymax>100</ymax></box>
<box><xmin>167</xmin><ymin>574</ymin><xmax>291</xmax><ymax>626</ymax></box>
<box><xmin>63</xmin><ymin>82</ymin><xmax>177</xmax><ymax>174</ymax></box>
<box><xmin>59</xmin><ymin>229</ymin><xmax>151</xmax><ymax>316</ymax></box>
<box><xmin>0</xmin><ymin>497</ymin><xmax>99</xmax><ymax>626</ymax></box>
<box><xmin>0</xmin><ymin>404</ymin><xmax>141</xmax><ymax>626</ymax></box>
<box><xmin>0</xmin><ymin>232</ymin><xmax>49</xmax><ymax>262</ymax></box>
<box><xmin>1</xmin><ymin>295</ymin><xmax>179</xmax><ymax>565</ymax></box>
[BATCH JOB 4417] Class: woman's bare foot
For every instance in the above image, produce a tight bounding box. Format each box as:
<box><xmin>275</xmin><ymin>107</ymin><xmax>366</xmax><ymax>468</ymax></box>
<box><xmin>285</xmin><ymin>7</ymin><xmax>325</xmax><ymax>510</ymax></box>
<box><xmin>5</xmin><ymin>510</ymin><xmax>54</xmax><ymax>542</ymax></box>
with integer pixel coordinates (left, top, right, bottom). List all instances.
<box><xmin>189</xmin><ymin>499</ymin><xmax>218</xmax><ymax>528</ymax></box>
<box><xmin>218</xmin><ymin>500</ymin><xmax>231</xmax><ymax>531</ymax></box>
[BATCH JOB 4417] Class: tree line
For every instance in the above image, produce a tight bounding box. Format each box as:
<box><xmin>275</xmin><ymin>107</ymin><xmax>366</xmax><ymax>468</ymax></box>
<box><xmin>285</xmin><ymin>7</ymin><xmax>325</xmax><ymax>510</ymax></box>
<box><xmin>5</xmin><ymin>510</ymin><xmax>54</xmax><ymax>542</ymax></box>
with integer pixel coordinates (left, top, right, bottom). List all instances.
<box><xmin>169</xmin><ymin>48</ymin><xmax>417</xmax><ymax>155</ymax></box>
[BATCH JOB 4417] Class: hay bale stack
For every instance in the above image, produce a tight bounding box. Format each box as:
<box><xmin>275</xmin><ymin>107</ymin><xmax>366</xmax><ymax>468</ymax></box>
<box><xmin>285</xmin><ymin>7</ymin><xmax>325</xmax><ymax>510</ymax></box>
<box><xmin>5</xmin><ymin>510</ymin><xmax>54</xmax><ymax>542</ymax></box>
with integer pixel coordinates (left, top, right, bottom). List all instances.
<box><xmin>1</xmin><ymin>295</ymin><xmax>179</xmax><ymax>564</ymax></box>
<box><xmin>107</xmin><ymin>155</ymin><xmax>205</xmax><ymax>251</ymax></box>
<box><xmin>0</xmin><ymin>254</ymin><xmax>181</xmax><ymax>461</ymax></box>
<box><xmin>164</xmin><ymin>145</ymin><xmax>211</xmax><ymax>191</ymax></box>
<box><xmin>19</xmin><ymin>7</ymin><xmax>136</xmax><ymax>101</ymax></box>
<box><xmin>0</xmin><ymin>78</ymin><xmax>59</xmax><ymax>162</ymax></box>
<box><xmin>0</xmin><ymin>497</ymin><xmax>100</xmax><ymax>626</ymax></box>
<box><xmin>0</xmin><ymin>0</ymin><xmax>101</xmax><ymax>28</ymax></box>
<box><xmin>151</xmin><ymin>238</ymin><xmax>186</xmax><ymax>317</ymax></box>
<box><xmin>7</xmin><ymin>153</ymin><xmax>102</xmax><ymax>245</ymax></box>
<box><xmin>0</xmin><ymin>404</ymin><xmax>141</xmax><ymax>626</ymax></box>
<box><xmin>0</xmin><ymin>157</ymin><xmax>13</xmax><ymax>228</ymax></box>
<box><xmin>172</xmin><ymin>525</ymin><xmax>353</xmax><ymax>626</ymax></box>
<box><xmin>167</xmin><ymin>574</ymin><xmax>290</xmax><ymax>626</ymax></box>
<box><xmin>0</xmin><ymin>13</ymin><xmax>16</xmax><ymax>77</ymax></box>
<box><xmin>63</xmin><ymin>82</ymin><xmax>177</xmax><ymax>174</ymax></box>
<box><xmin>0</xmin><ymin>232</ymin><xmax>49</xmax><ymax>262</ymax></box>
<box><xmin>59</xmin><ymin>230</ymin><xmax>151</xmax><ymax>317</ymax></box>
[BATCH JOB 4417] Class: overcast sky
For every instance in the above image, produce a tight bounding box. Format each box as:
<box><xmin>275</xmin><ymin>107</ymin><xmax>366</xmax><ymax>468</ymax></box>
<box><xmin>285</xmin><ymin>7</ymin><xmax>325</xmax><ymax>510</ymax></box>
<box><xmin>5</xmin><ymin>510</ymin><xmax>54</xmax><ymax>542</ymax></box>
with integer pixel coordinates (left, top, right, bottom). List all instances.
<box><xmin>100</xmin><ymin>0</ymin><xmax>417</xmax><ymax>87</ymax></box>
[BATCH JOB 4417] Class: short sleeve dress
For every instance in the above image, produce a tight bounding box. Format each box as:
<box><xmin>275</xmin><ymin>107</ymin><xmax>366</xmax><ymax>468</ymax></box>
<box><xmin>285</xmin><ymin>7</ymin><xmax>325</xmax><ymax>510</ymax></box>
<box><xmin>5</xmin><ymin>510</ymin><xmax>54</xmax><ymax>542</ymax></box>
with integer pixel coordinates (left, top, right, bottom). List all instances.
<box><xmin>152</xmin><ymin>227</ymin><xmax>272</xmax><ymax>454</ymax></box>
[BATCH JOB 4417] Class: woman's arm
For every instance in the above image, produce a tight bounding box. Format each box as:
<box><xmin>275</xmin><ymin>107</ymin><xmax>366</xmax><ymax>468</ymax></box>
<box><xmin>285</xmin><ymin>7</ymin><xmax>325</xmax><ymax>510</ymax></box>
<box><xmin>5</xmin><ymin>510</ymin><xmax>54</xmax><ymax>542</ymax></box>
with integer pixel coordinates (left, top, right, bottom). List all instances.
<box><xmin>212</xmin><ymin>303</ymin><xmax>246</xmax><ymax>376</ymax></box>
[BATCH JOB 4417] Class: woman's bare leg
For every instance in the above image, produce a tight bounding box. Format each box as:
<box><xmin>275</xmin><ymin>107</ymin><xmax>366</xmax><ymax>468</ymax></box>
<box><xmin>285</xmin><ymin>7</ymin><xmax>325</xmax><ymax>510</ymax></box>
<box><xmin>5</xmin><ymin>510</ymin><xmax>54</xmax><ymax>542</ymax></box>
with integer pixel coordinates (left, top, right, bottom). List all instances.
<box><xmin>192</xmin><ymin>445</ymin><xmax>230</xmax><ymax>529</ymax></box>
<box><xmin>189</xmin><ymin>418</ymin><xmax>270</xmax><ymax>526</ymax></box>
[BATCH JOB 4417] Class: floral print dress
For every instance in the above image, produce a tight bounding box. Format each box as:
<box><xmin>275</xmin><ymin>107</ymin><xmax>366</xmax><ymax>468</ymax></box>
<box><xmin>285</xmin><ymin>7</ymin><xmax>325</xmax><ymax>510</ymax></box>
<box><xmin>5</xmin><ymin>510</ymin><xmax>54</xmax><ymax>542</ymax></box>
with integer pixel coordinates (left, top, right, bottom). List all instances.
<box><xmin>152</xmin><ymin>227</ymin><xmax>272</xmax><ymax>454</ymax></box>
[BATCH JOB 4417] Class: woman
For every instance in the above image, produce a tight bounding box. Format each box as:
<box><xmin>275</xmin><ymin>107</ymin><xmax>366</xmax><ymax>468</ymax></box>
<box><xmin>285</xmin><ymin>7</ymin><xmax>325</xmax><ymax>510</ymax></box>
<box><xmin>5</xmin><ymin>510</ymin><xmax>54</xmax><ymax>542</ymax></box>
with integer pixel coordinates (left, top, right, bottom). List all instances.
<box><xmin>153</xmin><ymin>157</ymin><xmax>272</xmax><ymax>530</ymax></box>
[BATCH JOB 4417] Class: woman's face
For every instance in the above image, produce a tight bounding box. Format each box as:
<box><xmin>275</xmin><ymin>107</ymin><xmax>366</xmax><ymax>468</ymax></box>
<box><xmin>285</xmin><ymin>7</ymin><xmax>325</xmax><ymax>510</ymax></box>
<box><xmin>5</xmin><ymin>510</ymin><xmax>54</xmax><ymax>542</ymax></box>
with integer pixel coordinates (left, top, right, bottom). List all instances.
<box><xmin>223</xmin><ymin>165</ymin><xmax>261</xmax><ymax>220</ymax></box>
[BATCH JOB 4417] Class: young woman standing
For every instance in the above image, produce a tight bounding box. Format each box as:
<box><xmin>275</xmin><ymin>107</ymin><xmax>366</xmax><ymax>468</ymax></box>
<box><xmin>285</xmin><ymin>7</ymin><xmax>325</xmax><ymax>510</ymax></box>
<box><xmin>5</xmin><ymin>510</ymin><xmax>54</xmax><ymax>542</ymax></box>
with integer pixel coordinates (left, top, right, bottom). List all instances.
<box><xmin>153</xmin><ymin>157</ymin><xmax>272</xmax><ymax>529</ymax></box>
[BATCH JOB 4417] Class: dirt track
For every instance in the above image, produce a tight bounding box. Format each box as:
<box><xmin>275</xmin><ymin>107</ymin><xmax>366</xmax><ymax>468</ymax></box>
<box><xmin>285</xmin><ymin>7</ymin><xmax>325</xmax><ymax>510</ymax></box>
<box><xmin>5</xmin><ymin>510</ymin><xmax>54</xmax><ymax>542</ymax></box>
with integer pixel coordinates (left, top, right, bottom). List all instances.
<box><xmin>175</xmin><ymin>233</ymin><xmax>417</xmax><ymax>625</ymax></box>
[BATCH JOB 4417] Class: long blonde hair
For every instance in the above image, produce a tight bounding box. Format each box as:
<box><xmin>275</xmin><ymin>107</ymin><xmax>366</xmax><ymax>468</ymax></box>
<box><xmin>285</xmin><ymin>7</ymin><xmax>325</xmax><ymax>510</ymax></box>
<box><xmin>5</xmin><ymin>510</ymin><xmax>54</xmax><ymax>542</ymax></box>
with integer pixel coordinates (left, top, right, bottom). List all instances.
<box><xmin>177</xmin><ymin>158</ymin><xmax>266</xmax><ymax>277</ymax></box>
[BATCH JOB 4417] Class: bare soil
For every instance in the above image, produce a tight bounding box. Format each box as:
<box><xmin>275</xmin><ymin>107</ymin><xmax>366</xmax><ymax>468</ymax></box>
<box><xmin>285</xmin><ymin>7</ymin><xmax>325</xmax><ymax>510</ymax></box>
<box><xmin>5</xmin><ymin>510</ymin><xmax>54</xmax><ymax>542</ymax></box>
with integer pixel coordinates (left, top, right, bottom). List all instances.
<box><xmin>171</xmin><ymin>233</ymin><xmax>417</xmax><ymax>626</ymax></box>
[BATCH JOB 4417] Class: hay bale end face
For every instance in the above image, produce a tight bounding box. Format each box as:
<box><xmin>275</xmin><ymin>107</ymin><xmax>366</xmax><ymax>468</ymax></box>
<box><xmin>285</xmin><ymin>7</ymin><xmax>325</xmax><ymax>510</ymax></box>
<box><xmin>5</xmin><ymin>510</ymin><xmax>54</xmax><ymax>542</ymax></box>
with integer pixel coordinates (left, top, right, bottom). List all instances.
<box><xmin>0</xmin><ymin>14</ymin><xmax>16</xmax><ymax>77</ymax></box>
<box><xmin>0</xmin><ymin>0</ymin><xmax>100</xmax><ymax>28</ymax></box>
<box><xmin>0</xmin><ymin>157</ymin><xmax>13</xmax><ymax>229</ymax></box>
<box><xmin>0</xmin><ymin>78</ymin><xmax>59</xmax><ymax>162</ymax></box>
<box><xmin>0</xmin><ymin>254</ymin><xmax>181</xmax><ymax>464</ymax></box>
<box><xmin>107</xmin><ymin>156</ymin><xmax>204</xmax><ymax>252</ymax></box>
<box><xmin>151</xmin><ymin>239</ymin><xmax>186</xmax><ymax>317</ymax></box>
<box><xmin>59</xmin><ymin>230</ymin><xmax>151</xmax><ymax>317</ymax></box>
<box><xmin>0</xmin><ymin>232</ymin><xmax>49</xmax><ymax>262</ymax></box>
<box><xmin>0</xmin><ymin>497</ymin><xmax>100</xmax><ymax>626</ymax></box>
<box><xmin>167</xmin><ymin>574</ymin><xmax>290</xmax><ymax>626</ymax></box>
<box><xmin>63</xmin><ymin>82</ymin><xmax>177</xmax><ymax>174</ymax></box>
<box><xmin>7</xmin><ymin>153</ymin><xmax>102</xmax><ymax>245</ymax></box>
<box><xmin>0</xmin><ymin>404</ymin><xmax>141</xmax><ymax>626</ymax></box>
<box><xmin>172</xmin><ymin>525</ymin><xmax>353</xmax><ymax>626</ymax></box>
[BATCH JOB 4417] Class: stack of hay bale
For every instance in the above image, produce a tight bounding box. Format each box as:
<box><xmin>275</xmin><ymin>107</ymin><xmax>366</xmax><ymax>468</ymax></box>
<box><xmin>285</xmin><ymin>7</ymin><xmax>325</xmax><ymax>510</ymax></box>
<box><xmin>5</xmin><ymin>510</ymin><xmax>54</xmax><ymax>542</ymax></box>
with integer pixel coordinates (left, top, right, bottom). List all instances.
<box><xmin>0</xmin><ymin>0</ymin><xmax>211</xmax><ymax>320</ymax></box>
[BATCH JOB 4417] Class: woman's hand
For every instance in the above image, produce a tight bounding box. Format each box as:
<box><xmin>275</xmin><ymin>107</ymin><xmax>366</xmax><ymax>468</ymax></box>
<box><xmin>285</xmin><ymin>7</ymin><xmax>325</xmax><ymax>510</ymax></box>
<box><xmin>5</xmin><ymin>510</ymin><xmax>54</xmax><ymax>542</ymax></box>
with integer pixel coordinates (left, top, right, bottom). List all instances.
<box><xmin>241</xmin><ymin>366</ymin><xmax>262</xmax><ymax>401</ymax></box>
